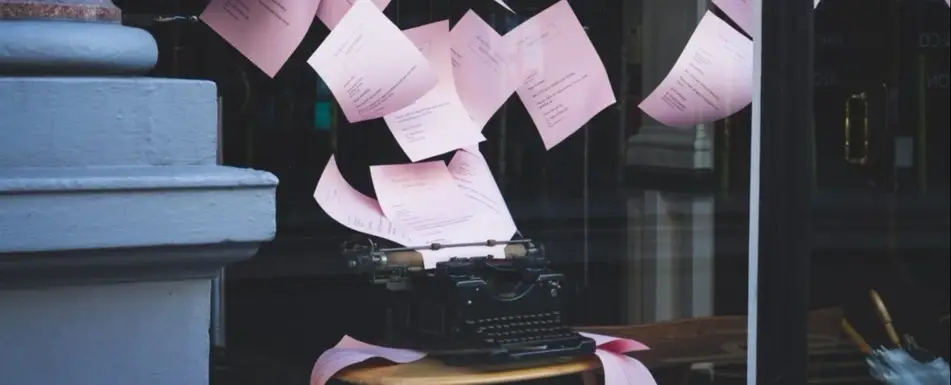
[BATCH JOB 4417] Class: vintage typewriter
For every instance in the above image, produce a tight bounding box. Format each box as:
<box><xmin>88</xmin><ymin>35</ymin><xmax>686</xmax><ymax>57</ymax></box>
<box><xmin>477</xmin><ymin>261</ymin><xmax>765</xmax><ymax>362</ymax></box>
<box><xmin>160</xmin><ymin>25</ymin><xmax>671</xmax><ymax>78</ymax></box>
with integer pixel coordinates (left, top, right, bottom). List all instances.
<box><xmin>344</xmin><ymin>237</ymin><xmax>596</xmax><ymax>366</ymax></box>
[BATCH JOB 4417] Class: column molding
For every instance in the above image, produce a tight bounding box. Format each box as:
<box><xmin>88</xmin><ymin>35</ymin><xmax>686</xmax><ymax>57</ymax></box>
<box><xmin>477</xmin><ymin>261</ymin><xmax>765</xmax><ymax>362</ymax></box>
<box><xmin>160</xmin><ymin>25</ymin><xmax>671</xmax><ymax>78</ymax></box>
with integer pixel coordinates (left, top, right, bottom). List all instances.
<box><xmin>0</xmin><ymin>7</ymin><xmax>277</xmax><ymax>385</ymax></box>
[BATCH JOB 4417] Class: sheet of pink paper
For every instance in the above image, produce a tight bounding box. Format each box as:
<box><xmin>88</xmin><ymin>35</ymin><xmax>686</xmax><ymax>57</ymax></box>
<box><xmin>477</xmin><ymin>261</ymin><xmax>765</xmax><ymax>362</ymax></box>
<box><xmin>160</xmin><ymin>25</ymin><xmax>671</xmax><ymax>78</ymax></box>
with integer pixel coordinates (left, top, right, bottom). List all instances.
<box><xmin>384</xmin><ymin>20</ymin><xmax>486</xmax><ymax>162</ymax></box>
<box><xmin>316</xmin><ymin>0</ymin><xmax>392</xmax><ymax>30</ymax></box>
<box><xmin>505</xmin><ymin>0</ymin><xmax>617</xmax><ymax>150</ymax></box>
<box><xmin>579</xmin><ymin>332</ymin><xmax>650</xmax><ymax>354</ymax></box>
<box><xmin>595</xmin><ymin>350</ymin><xmax>658</xmax><ymax>385</ymax></box>
<box><xmin>450</xmin><ymin>11</ymin><xmax>519</xmax><ymax>130</ymax></box>
<box><xmin>313</xmin><ymin>156</ymin><xmax>416</xmax><ymax>245</ymax></box>
<box><xmin>448</xmin><ymin>150</ymin><xmax>517</xmax><ymax>242</ymax></box>
<box><xmin>637</xmin><ymin>11</ymin><xmax>753</xmax><ymax>128</ymax></box>
<box><xmin>307</xmin><ymin>1</ymin><xmax>438</xmax><ymax>123</ymax></box>
<box><xmin>310</xmin><ymin>335</ymin><xmax>426</xmax><ymax>385</ymax></box>
<box><xmin>201</xmin><ymin>0</ymin><xmax>321</xmax><ymax>77</ymax></box>
<box><xmin>370</xmin><ymin>161</ymin><xmax>497</xmax><ymax>267</ymax></box>
<box><xmin>712</xmin><ymin>0</ymin><xmax>752</xmax><ymax>35</ymax></box>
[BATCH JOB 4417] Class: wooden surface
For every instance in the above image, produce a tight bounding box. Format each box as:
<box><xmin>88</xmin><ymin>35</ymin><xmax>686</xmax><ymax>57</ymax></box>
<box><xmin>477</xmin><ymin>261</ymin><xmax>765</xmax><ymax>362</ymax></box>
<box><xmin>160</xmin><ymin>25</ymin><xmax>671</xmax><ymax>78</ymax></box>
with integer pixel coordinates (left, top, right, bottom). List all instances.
<box><xmin>576</xmin><ymin>307</ymin><xmax>844</xmax><ymax>368</ymax></box>
<box><xmin>334</xmin><ymin>308</ymin><xmax>845</xmax><ymax>385</ymax></box>
<box><xmin>335</xmin><ymin>356</ymin><xmax>599</xmax><ymax>385</ymax></box>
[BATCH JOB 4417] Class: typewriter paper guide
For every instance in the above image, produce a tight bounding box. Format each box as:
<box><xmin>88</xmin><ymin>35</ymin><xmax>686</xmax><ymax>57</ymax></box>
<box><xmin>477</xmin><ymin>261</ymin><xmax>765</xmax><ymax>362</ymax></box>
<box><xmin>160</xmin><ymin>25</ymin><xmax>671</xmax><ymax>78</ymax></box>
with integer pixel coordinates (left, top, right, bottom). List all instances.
<box><xmin>383</xmin><ymin>20</ymin><xmax>486</xmax><ymax>162</ymax></box>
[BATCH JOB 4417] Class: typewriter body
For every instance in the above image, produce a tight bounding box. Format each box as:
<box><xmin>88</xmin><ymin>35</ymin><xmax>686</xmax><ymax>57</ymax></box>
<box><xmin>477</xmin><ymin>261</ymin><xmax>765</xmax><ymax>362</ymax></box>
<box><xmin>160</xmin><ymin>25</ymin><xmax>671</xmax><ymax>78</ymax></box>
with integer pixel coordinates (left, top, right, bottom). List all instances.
<box><xmin>344</xmin><ymin>237</ymin><xmax>596</xmax><ymax>366</ymax></box>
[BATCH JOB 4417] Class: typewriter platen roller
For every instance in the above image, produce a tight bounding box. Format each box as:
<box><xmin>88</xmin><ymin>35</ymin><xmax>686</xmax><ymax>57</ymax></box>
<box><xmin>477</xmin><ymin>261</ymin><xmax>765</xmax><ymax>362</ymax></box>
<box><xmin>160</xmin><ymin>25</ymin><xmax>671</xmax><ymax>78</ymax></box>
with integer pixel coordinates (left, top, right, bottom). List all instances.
<box><xmin>343</xmin><ymin>238</ymin><xmax>596</xmax><ymax>366</ymax></box>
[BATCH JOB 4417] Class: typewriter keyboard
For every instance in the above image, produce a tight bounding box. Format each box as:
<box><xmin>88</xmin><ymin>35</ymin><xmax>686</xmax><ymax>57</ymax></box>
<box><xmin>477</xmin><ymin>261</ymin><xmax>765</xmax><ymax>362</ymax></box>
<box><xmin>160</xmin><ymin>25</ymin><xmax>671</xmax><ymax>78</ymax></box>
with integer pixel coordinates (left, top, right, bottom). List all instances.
<box><xmin>466</xmin><ymin>312</ymin><xmax>578</xmax><ymax>346</ymax></box>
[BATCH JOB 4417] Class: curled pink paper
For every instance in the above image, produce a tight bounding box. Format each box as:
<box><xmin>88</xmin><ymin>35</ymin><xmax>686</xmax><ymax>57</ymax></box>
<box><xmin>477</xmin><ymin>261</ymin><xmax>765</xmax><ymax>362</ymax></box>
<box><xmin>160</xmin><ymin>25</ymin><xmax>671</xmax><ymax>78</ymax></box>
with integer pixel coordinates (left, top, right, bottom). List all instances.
<box><xmin>638</xmin><ymin>11</ymin><xmax>753</xmax><ymax>128</ymax></box>
<box><xmin>712</xmin><ymin>0</ymin><xmax>753</xmax><ymax>35</ymax></box>
<box><xmin>201</xmin><ymin>0</ymin><xmax>322</xmax><ymax>77</ymax></box>
<box><xmin>595</xmin><ymin>350</ymin><xmax>658</xmax><ymax>385</ymax></box>
<box><xmin>310</xmin><ymin>335</ymin><xmax>426</xmax><ymax>385</ymax></box>
<box><xmin>315</xmin><ymin>0</ymin><xmax>392</xmax><ymax>30</ymax></box>
<box><xmin>506</xmin><ymin>0</ymin><xmax>616</xmax><ymax>150</ymax></box>
<box><xmin>579</xmin><ymin>332</ymin><xmax>650</xmax><ymax>354</ymax></box>
<box><xmin>307</xmin><ymin>1</ymin><xmax>438</xmax><ymax>123</ymax></box>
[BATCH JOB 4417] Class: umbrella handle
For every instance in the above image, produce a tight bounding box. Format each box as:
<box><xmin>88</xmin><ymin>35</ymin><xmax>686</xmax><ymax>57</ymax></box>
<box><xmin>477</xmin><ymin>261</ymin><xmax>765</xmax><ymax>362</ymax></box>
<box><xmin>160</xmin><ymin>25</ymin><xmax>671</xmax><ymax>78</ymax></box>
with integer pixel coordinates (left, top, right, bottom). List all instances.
<box><xmin>841</xmin><ymin>318</ymin><xmax>871</xmax><ymax>354</ymax></box>
<box><xmin>870</xmin><ymin>289</ymin><xmax>902</xmax><ymax>347</ymax></box>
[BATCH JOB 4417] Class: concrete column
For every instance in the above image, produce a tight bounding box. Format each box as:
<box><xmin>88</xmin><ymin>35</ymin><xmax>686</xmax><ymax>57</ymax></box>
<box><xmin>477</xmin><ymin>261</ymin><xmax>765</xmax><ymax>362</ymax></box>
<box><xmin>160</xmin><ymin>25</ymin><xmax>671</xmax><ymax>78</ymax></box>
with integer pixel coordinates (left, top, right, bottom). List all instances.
<box><xmin>0</xmin><ymin>2</ymin><xmax>277</xmax><ymax>385</ymax></box>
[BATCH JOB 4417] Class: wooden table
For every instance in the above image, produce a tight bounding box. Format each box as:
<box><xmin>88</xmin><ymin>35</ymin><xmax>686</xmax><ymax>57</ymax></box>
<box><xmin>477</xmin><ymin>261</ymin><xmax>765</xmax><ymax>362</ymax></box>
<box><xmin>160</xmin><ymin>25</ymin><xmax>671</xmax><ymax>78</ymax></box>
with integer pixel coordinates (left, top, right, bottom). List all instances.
<box><xmin>333</xmin><ymin>308</ymin><xmax>845</xmax><ymax>385</ymax></box>
<box><xmin>335</xmin><ymin>356</ymin><xmax>601</xmax><ymax>385</ymax></box>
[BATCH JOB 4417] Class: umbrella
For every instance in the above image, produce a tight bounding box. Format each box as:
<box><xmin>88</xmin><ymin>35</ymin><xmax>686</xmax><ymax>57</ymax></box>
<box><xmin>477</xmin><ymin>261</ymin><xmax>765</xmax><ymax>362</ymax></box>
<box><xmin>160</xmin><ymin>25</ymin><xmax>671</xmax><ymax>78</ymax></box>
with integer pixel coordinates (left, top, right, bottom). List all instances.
<box><xmin>842</xmin><ymin>290</ymin><xmax>950</xmax><ymax>385</ymax></box>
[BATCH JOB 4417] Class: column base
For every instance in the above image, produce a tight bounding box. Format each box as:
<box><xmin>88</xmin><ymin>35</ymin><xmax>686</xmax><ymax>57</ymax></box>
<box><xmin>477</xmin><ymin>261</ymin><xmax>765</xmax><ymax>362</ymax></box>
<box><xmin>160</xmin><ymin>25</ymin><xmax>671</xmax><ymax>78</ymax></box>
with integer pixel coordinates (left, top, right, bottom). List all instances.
<box><xmin>0</xmin><ymin>165</ymin><xmax>276</xmax><ymax>384</ymax></box>
<box><xmin>0</xmin><ymin>279</ymin><xmax>213</xmax><ymax>385</ymax></box>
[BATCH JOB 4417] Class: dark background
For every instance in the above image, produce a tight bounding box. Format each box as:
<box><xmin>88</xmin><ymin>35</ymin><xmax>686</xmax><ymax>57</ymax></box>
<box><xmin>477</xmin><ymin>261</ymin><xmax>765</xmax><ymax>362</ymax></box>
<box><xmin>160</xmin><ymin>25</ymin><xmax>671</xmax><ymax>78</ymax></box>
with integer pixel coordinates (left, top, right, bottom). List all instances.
<box><xmin>116</xmin><ymin>0</ymin><xmax>949</xmax><ymax>382</ymax></box>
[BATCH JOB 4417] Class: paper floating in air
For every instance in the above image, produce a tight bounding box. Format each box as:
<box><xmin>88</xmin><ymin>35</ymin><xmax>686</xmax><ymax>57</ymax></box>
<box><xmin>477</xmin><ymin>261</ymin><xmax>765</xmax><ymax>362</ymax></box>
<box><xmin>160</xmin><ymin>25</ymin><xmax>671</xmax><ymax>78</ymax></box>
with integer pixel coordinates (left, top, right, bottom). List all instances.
<box><xmin>201</xmin><ymin>0</ymin><xmax>323</xmax><ymax>77</ymax></box>
<box><xmin>638</xmin><ymin>11</ymin><xmax>753</xmax><ymax>128</ymax></box>
<box><xmin>316</xmin><ymin>0</ymin><xmax>392</xmax><ymax>30</ymax></box>
<box><xmin>383</xmin><ymin>20</ymin><xmax>486</xmax><ymax>162</ymax></box>
<box><xmin>314</xmin><ymin>149</ymin><xmax>518</xmax><ymax>268</ymax></box>
<box><xmin>451</xmin><ymin>11</ymin><xmax>520</xmax><ymax>131</ymax></box>
<box><xmin>506</xmin><ymin>0</ymin><xmax>616</xmax><ymax>150</ymax></box>
<box><xmin>307</xmin><ymin>1</ymin><xmax>438</xmax><ymax>123</ymax></box>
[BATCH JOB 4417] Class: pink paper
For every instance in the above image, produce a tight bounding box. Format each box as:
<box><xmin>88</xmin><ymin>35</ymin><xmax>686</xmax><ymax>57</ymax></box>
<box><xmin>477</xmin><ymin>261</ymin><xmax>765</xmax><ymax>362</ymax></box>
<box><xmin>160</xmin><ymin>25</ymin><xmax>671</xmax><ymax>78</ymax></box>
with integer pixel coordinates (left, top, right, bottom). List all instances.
<box><xmin>638</xmin><ymin>12</ymin><xmax>752</xmax><ymax>128</ymax></box>
<box><xmin>310</xmin><ymin>335</ymin><xmax>425</xmax><ymax>385</ymax></box>
<box><xmin>313</xmin><ymin>156</ymin><xmax>416</xmax><ymax>246</ymax></box>
<box><xmin>580</xmin><ymin>332</ymin><xmax>655</xmax><ymax>385</ymax></box>
<box><xmin>370</xmin><ymin>161</ymin><xmax>496</xmax><ymax>267</ymax></box>
<box><xmin>201</xmin><ymin>0</ymin><xmax>321</xmax><ymax>77</ymax></box>
<box><xmin>307</xmin><ymin>1</ymin><xmax>439</xmax><ymax>123</ymax></box>
<box><xmin>579</xmin><ymin>332</ymin><xmax>650</xmax><ymax>354</ymax></box>
<box><xmin>712</xmin><ymin>0</ymin><xmax>752</xmax><ymax>35</ymax></box>
<box><xmin>505</xmin><ymin>0</ymin><xmax>617</xmax><ymax>150</ymax></box>
<box><xmin>451</xmin><ymin>11</ymin><xmax>519</xmax><ymax>130</ymax></box>
<box><xmin>384</xmin><ymin>21</ymin><xmax>486</xmax><ymax>162</ymax></box>
<box><xmin>316</xmin><ymin>0</ymin><xmax>392</xmax><ymax>30</ymax></box>
<box><xmin>448</xmin><ymin>150</ymin><xmax>517</xmax><ymax>242</ymax></box>
<box><xmin>595</xmin><ymin>350</ymin><xmax>658</xmax><ymax>385</ymax></box>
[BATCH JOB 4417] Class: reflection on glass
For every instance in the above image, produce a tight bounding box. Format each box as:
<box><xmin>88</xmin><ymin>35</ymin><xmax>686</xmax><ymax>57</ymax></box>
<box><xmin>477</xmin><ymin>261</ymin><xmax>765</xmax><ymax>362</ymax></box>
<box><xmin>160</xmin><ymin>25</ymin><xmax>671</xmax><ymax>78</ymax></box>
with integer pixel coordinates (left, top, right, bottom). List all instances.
<box><xmin>843</xmin><ymin>92</ymin><xmax>869</xmax><ymax>165</ymax></box>
<box><xmin>212</xmin><ymin>0</ymin><xmax>759</xmax><ymax>382</ymax></box>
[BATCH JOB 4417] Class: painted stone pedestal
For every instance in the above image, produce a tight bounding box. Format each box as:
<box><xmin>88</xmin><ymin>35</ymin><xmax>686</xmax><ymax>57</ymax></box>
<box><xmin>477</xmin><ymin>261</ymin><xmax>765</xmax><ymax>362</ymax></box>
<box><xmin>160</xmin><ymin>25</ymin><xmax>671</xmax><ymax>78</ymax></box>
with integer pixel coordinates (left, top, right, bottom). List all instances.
<box><xmin>0</xmin><ymin>3</ymin><xmax>277</xmax><ymax>385</ymax></box>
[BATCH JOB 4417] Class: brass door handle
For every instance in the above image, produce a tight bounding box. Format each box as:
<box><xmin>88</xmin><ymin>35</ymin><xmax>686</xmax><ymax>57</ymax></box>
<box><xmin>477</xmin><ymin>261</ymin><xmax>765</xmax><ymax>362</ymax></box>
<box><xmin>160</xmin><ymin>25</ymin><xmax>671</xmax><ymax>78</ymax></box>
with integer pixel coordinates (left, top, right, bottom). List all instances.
<box><xmin>844</xmin><ymin>92</ymin><xmax>870</xmax><ymax>165</ymax></box>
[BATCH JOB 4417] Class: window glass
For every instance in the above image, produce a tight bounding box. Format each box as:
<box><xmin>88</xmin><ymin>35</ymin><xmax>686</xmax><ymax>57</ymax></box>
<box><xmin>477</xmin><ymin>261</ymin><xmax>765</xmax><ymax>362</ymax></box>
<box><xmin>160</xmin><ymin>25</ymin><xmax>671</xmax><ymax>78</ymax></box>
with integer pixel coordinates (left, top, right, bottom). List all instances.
<box><xmin>180</xmin><ymin>0</ymin><xmax>759</xmax><ymax>381</ymax></box>
<box><xmin>810</xmin><ymin>0</ymin><xmax>951</xmax><ymax>377</ymax></box>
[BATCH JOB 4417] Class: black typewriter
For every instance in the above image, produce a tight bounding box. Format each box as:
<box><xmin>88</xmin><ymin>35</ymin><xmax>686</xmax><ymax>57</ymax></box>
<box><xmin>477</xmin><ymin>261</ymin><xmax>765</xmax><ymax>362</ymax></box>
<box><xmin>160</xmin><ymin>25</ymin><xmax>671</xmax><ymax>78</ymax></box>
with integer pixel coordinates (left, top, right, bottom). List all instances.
<box><xmin>344</xmin><ymin>237</ymin><xmax>596</xmax><ymax>366</ymax></box>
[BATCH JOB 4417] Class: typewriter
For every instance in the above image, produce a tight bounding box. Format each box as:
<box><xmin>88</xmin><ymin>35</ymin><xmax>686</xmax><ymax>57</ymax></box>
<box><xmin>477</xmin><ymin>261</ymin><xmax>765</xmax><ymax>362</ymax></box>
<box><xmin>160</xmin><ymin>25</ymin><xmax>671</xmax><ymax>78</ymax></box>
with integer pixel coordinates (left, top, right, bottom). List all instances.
<box><xmin>344</xmin><ymin>237</ymin><xmax>597</xmax><ymax>366</ymax></box>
